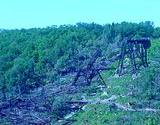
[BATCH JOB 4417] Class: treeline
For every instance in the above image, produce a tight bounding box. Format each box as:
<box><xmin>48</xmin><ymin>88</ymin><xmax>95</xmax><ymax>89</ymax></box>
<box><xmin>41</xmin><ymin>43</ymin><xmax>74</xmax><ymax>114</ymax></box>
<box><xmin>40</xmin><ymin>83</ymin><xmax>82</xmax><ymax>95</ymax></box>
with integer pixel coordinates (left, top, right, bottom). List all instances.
<box><xmin>0</xmin><ymin>21</ymin><xmax>160</xmax><ymax>98</ymax></box>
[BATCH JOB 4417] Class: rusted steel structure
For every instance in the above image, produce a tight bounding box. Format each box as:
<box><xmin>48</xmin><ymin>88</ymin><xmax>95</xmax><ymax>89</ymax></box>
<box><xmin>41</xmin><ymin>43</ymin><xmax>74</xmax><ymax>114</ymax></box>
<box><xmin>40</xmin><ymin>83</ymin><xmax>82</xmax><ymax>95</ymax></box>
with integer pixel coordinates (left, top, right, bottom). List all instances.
<box><xmin>117</xmin><ymin>37</ymin><xmax>151</xmax><ymax>75</ymax></box>
<box><xmin>72</xmin><ymin>48</ymin><xmax>104</xmax><ymax>86</ymax></box>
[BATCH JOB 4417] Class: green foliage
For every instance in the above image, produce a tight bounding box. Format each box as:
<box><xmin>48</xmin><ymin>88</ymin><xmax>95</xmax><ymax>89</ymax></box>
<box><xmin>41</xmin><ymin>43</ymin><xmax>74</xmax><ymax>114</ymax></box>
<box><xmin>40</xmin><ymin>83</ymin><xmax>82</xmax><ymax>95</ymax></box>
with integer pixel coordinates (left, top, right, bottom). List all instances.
<box><xmin>0</xmin><ymin>22</ymin><xmax>160</xmax><ymax>124</ymax></box>
<box><xmin>148</xmin><ymin>39</ymin><xmax>160</xmax><ymax>59</ymax></box>
<box><xmin>0</xmin><ymin>22</ymin><xmax>158</xmax><ymax>94</ymax></box>
<box><xmin>72</xmin><ymin>39</ymin><xmax>160</xmax><ymax>125</ymax></box>
<box><xmin>73</xmin><ymin>104</ymin><xmax>160</xmax><ymax>125</ymax></box>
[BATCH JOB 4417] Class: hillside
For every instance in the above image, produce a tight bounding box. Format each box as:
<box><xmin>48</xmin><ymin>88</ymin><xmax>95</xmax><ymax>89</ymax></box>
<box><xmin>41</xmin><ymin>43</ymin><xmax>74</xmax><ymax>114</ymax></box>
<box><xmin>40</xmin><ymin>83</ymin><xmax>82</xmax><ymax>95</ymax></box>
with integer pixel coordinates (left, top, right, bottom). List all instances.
<box><xmin>72</xmin><ymin>39</ymin><xmax>160</xmax><ymax>125</ymax></box>
<box><xmin>0</xmin><ymin>22</ymin><xmax>160</xmax><ymax>125</ymax></box>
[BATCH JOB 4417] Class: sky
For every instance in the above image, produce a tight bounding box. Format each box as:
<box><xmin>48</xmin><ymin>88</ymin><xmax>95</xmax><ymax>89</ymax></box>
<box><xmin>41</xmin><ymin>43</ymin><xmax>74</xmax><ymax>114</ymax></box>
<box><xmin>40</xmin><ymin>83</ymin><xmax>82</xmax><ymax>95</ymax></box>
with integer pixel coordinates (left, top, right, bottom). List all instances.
<box><xmin>0</xmin><ymin>0</ymin><xmax>159</xmax><ymax>29</ymax></box>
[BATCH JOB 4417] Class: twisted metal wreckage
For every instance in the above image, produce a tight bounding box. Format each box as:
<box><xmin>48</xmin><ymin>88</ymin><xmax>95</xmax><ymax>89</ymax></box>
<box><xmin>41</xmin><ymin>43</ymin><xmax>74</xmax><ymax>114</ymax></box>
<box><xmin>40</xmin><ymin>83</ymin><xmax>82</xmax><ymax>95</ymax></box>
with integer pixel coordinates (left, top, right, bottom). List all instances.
<box><xmin>0</xmin><ymin>37</ymin><xmax>151</xmax><ymax>124</ymax></box>
<box><xmin>72</xmin><ymin>37</ymin><xmax>151</xmax><ymax>86</ymax></box>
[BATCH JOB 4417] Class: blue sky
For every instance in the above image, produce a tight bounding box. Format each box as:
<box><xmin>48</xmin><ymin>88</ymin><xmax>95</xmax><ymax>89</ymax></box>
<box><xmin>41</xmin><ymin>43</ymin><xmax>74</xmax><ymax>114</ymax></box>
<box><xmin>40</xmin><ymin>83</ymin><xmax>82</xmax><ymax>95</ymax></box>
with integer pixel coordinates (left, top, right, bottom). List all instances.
<box><xmin>0</xmin><ymin>0</ymin><xmax>159</xmax><ymax>29</ymax></box>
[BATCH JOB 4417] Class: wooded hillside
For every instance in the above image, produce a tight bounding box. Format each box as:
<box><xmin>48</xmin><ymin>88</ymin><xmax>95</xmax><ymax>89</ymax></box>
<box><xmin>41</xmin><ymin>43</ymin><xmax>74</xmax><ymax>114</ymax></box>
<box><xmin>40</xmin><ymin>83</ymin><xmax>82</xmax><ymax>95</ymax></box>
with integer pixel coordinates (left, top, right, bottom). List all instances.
<box><xmin>1</xmin><ymin>21</ymin><xmax>160</xmax><ymax>124</ymax></box>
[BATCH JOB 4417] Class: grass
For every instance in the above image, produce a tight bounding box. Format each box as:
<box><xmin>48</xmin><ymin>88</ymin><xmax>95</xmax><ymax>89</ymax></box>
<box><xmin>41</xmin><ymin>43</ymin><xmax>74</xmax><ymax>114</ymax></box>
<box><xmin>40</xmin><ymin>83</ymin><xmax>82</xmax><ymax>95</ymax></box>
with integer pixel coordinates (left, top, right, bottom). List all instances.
<box><xmin>73</xmin><ymin>104</ymin><xmax>160</xmax><ymax>125</ymax></box>
<box><xmin>72</xmin><ymin>39</ymin><xmax>160</xmax><ymax>125</ymax></box>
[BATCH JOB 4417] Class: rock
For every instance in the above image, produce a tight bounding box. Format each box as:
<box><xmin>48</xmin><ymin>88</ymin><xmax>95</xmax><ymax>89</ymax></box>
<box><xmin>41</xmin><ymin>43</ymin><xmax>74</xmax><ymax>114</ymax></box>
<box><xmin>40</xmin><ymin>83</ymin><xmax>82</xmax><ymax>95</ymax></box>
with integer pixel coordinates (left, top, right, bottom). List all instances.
<box><xmin>101</xmin><ymin>91</ymin><xmax>108</xmax><ymax>96</ymax></box>
<box><xmin>113</xmin><ymin>74</ymin><xmax>120</xmax><ymax>78</ymax></box>
<box><xmin>132</xmin><ymin>74</ymin><xmax>137</xmax><ymax>80</ymax></box>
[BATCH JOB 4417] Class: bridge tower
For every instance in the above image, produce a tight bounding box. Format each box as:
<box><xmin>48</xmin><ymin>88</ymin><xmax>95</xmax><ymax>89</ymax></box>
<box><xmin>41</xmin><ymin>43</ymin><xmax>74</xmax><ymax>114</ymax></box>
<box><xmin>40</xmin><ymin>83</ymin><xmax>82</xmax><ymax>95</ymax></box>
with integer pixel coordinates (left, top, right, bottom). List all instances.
<box><xmin>117</xmin><ymin>37</ymin><xmax>151</xmax><ymax>75</ymax></box>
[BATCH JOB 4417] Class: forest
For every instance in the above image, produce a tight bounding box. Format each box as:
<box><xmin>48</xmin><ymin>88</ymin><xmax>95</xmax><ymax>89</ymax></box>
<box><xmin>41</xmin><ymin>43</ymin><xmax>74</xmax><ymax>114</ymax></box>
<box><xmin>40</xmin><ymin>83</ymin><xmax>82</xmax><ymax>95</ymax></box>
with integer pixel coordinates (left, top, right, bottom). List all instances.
<box><xmin>1</xmin><ymin>21</ymin><xmax>160</xmax><ymax>124</ymax></box>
